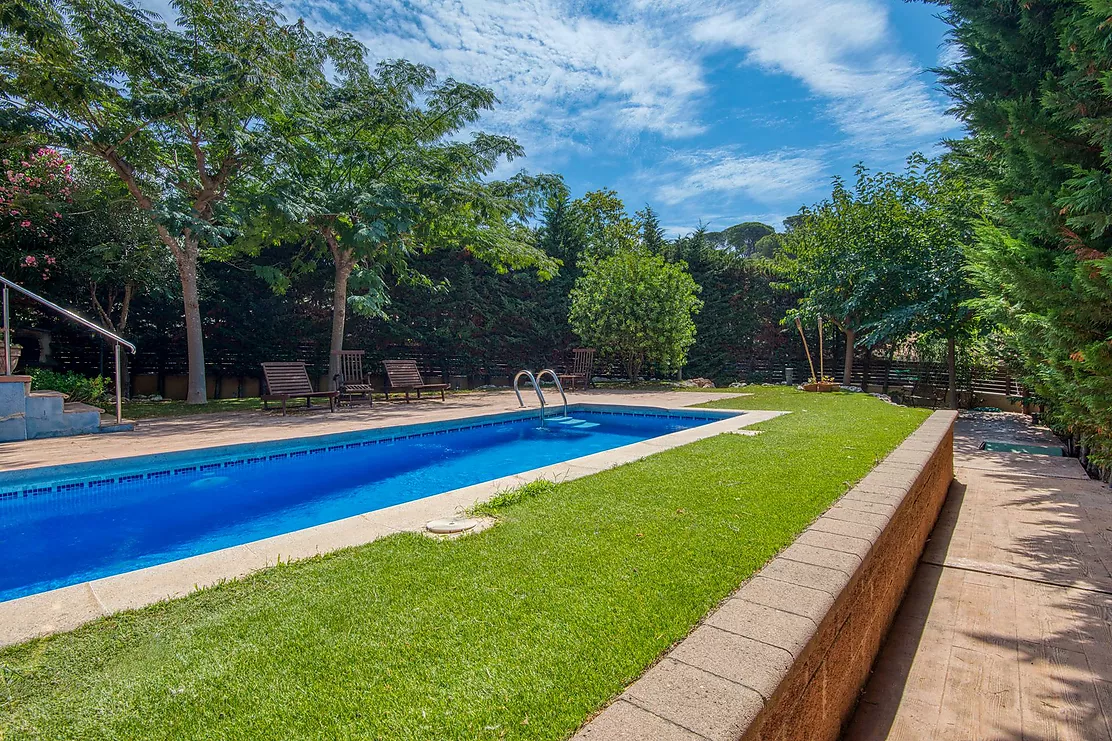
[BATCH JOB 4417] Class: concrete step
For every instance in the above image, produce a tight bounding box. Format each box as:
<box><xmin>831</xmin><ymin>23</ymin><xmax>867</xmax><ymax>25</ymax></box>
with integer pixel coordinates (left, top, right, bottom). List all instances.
<box><xmin>0</xmin><ymin>378</ymin><xmax>130</xmax><ymax>441</ymax></box>
<box><xmin>64</xmin><ymin>401</ymin><xmax>105</xmax><ymax>414</ymax></box>
<box><xmin>25</xmin><ymin>390</ymin><xmax>66</xmax><ymax>419</ymax></box>
<box><xmin>26</xmin><ymin>401</ymin><xmax>104</xmax><ymax>439</ymax></box>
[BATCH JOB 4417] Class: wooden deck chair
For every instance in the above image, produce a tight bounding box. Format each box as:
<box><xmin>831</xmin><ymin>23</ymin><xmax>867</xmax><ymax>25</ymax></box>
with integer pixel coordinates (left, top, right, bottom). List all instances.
<box><xmin>382</xmin><ymin>360</ymin><xmax>449</xmax><ymax>402</ymax></box>
<box><xmin>332</xmin><ymin>350</ymin><xmax>374</xmax><ymax>406</ymax></box>
<box><xmin>558</xmin><ymin>348</ymin><xmax>595</xmax><ymax>391</ymax></box>
<box><xmin>260</xmin><ymin>362</ymin><xmax>338</xmax><ymax>415</ymax></box>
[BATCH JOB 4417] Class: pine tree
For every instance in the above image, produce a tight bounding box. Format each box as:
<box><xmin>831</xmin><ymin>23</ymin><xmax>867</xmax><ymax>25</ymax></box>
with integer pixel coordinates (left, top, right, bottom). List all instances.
<box><xmin>635</xmin><ymin>205</ymin><xmax>666</xmax><ymax>254</ymax></box>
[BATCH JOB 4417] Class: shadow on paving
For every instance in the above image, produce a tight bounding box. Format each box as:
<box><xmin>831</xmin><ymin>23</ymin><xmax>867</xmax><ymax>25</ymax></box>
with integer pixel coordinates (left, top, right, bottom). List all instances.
<box><xmin>844</xmin><ymin>419</ymin><xmax>1112</xmax><ymax>740</ymax></box>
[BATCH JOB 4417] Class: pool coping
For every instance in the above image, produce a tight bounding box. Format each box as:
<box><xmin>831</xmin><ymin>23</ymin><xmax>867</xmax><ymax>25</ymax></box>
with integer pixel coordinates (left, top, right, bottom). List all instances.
<box><xmin>0</xmin><ymin>402</ymin><xmax>786</xmax><ymax>647</ymax></box>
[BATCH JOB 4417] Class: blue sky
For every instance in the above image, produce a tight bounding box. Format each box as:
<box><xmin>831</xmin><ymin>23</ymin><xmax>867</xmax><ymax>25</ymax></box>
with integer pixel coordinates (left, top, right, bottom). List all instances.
<box><xmin>149</xmin><ymin>0</ymin><xmax>963</xmax><ymax>235</ymax></box>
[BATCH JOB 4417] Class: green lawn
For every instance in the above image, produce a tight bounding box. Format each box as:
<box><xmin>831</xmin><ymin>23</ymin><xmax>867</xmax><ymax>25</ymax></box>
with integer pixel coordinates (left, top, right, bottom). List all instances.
<box><xmin>121</xmin><ymin>397</ymin><xmax>267</xmax><ymax>419</ymax></box>
<box><xmin>0</xmin><ymin>387</ymin><xmax>929</xmax><ymax>740</ymax></box>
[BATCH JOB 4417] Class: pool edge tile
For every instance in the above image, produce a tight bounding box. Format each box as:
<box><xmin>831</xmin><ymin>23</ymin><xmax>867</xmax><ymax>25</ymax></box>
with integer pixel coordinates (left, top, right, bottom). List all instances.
<box><xmin>0</xmin><ymin>582</ymin><xmax>104</xmax><ymax>645</ymax></box>
<box><xmin>88</xmin><ymin>544</ymin><xmax>270</xmax><ymax>615</ymax></box>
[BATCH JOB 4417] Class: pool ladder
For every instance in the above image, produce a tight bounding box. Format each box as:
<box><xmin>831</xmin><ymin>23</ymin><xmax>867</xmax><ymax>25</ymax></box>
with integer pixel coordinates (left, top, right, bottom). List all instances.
<box><xmin>513</xmin><ymin>369</ymin><xmax>568</xmax><ymax>424</ymax></box>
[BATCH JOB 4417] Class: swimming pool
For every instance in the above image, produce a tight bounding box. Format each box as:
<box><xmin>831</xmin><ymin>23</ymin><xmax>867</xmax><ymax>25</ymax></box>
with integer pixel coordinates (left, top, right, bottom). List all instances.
<box><xmin>0</xmin><ymin>406</ymin><xmax>731</xmax><ymax>602</ymax></box>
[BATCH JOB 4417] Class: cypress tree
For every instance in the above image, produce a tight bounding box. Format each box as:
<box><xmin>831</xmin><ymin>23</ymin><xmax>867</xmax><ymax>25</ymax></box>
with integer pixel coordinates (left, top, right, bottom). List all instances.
<box><xmin>935</xmin><ymin>0</ymin><xmax>1112</xmax><ymax>466</ymax></box>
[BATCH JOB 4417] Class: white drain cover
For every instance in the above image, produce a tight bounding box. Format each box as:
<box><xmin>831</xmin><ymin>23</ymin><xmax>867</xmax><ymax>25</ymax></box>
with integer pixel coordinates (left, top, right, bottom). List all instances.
<box><xmin>425</xmin><ymin>518</ymin><xmax>480</xmax><ymax>534</ymax></box>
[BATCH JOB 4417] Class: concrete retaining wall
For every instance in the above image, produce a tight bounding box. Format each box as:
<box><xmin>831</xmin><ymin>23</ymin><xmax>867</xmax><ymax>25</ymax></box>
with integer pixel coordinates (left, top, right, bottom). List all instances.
<box><xmin>576</xmin><ymin>409</ymin><xmax>957</xmax><ymax>741</ymax></box>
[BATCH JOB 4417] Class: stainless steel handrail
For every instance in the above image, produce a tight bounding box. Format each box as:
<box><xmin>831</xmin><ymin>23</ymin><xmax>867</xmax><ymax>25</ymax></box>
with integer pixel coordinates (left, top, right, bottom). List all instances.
<box><xmin>513</xmin><ymin>369</ymin><xmax>546</xmax><ymax>423</ymax></box>
<box><xmin>2</xmin><ymin>275</ymin><xmax>136</xmax><ymax>425</ymax></box>
<box><xmin>535</xmin><ymin>369</ymin><xmax>567</xmax><ymax>418</ymax></box>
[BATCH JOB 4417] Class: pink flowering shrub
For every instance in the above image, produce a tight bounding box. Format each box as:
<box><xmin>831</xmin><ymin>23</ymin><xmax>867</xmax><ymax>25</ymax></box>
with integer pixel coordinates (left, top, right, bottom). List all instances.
<box><xmin>1</xmin><ymin>147</ymin><xmax>74</xmax><ymax>243</ymax></box>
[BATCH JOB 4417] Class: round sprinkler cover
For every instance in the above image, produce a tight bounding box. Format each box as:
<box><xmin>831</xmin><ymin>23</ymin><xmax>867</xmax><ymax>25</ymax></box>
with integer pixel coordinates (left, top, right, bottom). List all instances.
<box><xmin>425</xmin><ymin>518</ymin><xmax>480</xmax><ymax>534</ymax></box>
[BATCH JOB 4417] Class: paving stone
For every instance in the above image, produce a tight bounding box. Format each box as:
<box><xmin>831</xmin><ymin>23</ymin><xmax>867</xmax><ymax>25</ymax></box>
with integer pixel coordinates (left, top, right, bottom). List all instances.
<box><xmin>809</xmin><ymin>515</ymin><xmax>882</xmax><ymax>542</ymax></box>
<box><xmin>780</xmin><ymin>542</ymin><xmax>862</xmax><ymax>574</ymax></box>
<box><xmin>622</xmin><ymin>659</ymin><xmax>764</xmax><ymax>741</ymax></box>
<box><xmin>862</xmin><ymin>466</ymin><xmax>920</xmax><ymax>490</ymax></box>
<box><xmin>706</xmin><ymin>598</ymin><xmax>817</xmax><ymax>657</ymax></box>
<box><xmin>854</xmin><ymin>474</ymin><xmax>912</xmax><ymax>494</ymax></box>
<box><xmin>0</xmin><ymin>583</ymin><xmax>104</xmax><ymax>646</ymax></box>
<box><xmin>760</xmin><ymin>557</ymin><xmax>852</xmax><ymax>597</ymax></box>
<box><xmin>572</xmin><ymin>700</ymin><xmax>705</xmax><ymax>740</ymax></box>
<box><xmin>669</xmin><ymin>625</ymin><xmax>793</xmax><ymax>699</ymax></box>
<box><xmin>841</xmin><ymin>488</ymin><xmax>904</xmax><ymax>507</ymax></box>
<box><xmin>822</xmin><ymin>506</ymin><xmax>891</xmax><ymax>530</ymax></box>
<box><xmin>736</xmin><ymin>576</ymin><xmax>836</xmax><ymax>625</ymax></box>
<box><xmin>89</xmin><ymin>544</ymin><xmax>269</xmax><ymax>613</ymax></box>
<box><xmin>795</xmin><ymin>529</ymin><xmax>873</xmax><ymax>560</ymax></box>
<box><xmin>831</xmin><ymin>498</ymin><xmax>897</xmax><ymax>519</ymax></box>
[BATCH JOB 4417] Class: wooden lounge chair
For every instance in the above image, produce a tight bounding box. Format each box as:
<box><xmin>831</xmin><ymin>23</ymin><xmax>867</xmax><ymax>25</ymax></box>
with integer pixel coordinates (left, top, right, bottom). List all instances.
<box><xmin>558</xmin><ymin>348</ymin><xmax>595</xmax><ymax>391</ymax></box>
<box><xmin>382</xmin><ymin>359</ymin><xmax>449</xmax><ymax>402</ymax></box>
<box><xmin>332</xmin><ymin>350</ymin><xmax>374</xmax><ymax>406</ymax></box>
<box><xmin>260</xmin><ymin>362</ymin><xmax>339</xmax><ymax>415</ymax></box>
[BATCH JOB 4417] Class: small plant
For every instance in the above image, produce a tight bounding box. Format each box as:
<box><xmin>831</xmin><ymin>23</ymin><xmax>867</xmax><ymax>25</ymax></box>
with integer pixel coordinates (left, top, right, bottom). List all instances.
<box><xmin>27</xmin><ymin>368</ymin><xmax>108</xmax><ymax>404</ymax></box>
<box><xmin>471</xmin><ymin>479</ymin><xmax>558</xmax><ymax>517</ymax></box>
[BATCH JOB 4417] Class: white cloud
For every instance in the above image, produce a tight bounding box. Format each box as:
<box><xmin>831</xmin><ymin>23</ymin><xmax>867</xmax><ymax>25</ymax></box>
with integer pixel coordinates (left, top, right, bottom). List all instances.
<box><xmin>655</xmin><ymin>148</ymin><xmax>826</xmax><ymax>206</ymax></box>
<box><xmin>294</xmin><ymin>0</ymin><xmax>709</xmax><ymax>152</ymax></box>
<box><xmin>690</xmin><ymin>0</ymin><xmax>955</xmax><ymax>145</ymax></box>
<box><xmin>937</xmin><ymin>41</ymin><xmax>965</xmax><ymax>70</ymax></box>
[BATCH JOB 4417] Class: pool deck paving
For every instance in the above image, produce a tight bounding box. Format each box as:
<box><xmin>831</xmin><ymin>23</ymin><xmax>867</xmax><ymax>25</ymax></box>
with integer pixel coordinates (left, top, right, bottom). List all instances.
<box><xmin>0</xmin><ymin>388</ymin><xmax>737</xmax><ymax>472</ymax></box>
<box><xmin>844</xmin><ymin>412</ymin><xmax>1112</xmax><ymax>740</ymax></box>
<box><xmin>0</xmin><ymin>388</ymin><xmax>778</xmax><ymax>647</ymax></box>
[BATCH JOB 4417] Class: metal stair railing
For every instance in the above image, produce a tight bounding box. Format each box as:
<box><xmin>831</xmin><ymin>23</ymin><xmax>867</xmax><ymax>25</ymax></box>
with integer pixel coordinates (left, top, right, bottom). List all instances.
<box><xmin>2</xmin><ymin>275</ymin><xmax>136</xmax><ymax>425</ymax></box>
<box><xmin>513</xmin><ymin>369</ymin><xmax>546</xmax><ymax>424</ymax></box>
<box><xmin>534</xmin><ymin>369</ymin><xmax>567</xmax><ymax>418</ymax></box>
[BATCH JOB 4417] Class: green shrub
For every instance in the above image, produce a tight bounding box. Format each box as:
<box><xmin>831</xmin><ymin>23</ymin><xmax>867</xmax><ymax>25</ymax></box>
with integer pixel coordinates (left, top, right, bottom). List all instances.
<box><xmin>27</xmin><ymin>368</ymin><xmax>109</xmax><ymax>404</ymax></box>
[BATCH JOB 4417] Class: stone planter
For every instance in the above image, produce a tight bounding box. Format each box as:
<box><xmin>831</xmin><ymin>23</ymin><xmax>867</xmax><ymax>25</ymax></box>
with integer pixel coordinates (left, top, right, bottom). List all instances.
<box><xmin>1</xmin><ymin>345</ymin><xmax>22</xmax><ymax>375</ymax></box>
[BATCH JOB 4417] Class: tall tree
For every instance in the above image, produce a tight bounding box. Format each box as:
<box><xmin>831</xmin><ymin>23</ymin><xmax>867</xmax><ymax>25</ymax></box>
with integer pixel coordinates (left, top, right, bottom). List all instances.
<box><xmin>781</xmin><ymin>163</ymin><xmax>929</xmax><ymax>384</ymax></box>
<box><xmin>933</xmin><ymin>0</ymin><xmax>1112</xmax><ymax>457</ymax></box>
<box><xmin>635</xmin><ymin>204</ymin><xmax>666</xmax><ymax>254</ymax></box>
<box><xmin>707</xmin><ymin>221</ymin><xmax>775</xmax><ymax>257</ymax></box>
<box><xmin>0</xmin><ymin>0</ymin><xmax>325</xmax><ymax>402</ymax></box>
<box><xmin>244</xmin><ymin>50</ymin><xmax>558</xmax><ymax>386</ymax></box>
<box><xmin>864</xmin><ymin>155</ymin><xmax>981</xmax><ymax>407</ymax></box>
<box><xmin>671</xmin><ymin>225</ymin><xmax>790</xmax><ymax>381</ymax></box>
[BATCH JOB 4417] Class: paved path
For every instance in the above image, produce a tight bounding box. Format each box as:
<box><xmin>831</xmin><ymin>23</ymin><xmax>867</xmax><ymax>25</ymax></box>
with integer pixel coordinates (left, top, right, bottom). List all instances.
<box><xmin>845</xmin><ymin>412</ymin><xmax>1112</xmax><ymax>740</ymax></box>
<box><xmin>0</xmin><ymin>389</ymin><xmax>737</xmax><ymax>472</ymax></box>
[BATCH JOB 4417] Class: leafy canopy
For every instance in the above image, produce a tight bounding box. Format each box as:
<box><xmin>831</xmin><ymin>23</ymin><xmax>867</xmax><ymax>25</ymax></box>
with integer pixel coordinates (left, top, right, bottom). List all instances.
<box><xmin>0</xmin><ymin>0</ymin><xmax>326</xmax><ymax>250</ymax></box>
<box><xmin>569</xmin><ymin>250</ymin><xmax>702</xmax><ymax>381</ymax></box>
<box><xmin>239</xmin><ymin>47</ymin><xmax>560</xmax><ymax>320</ymax></box>
<box><xmin>780</xmin><ymin>156</ymin><xmax>977</xmax><ymax>347</ymax></box>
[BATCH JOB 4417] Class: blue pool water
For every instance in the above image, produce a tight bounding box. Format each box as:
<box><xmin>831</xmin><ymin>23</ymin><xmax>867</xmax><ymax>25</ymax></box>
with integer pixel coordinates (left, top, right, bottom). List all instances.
<box><xmin>0</xmin><ymin>408</ymin><xmax>722</xmax><ymax>601</ymax></box>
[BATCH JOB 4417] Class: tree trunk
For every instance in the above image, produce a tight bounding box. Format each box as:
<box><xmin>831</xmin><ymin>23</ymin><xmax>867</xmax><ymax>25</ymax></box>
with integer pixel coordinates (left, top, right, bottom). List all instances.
<box><xmin>99</xmin><ymin>152</ymin><xmax>206</xmax><ymax>404</ymax></box>
<box><xmin>327</xmin><ymin>231</ymin><xmax>355</xmax><ymax>391</ymax></box>
<box><xmin>947</xmin><ymin>336</ymin><xmax>958</xmax><ymax>410</ymax></box>
<box><xmin>842</xmin><ymin>327</ymin><xmax>855</xmax><ymax>386</ymax></box>
<box><xmin>176</xmin><ymin>240</ymin><xmax>207</xmax><ymax>405</ymax></box>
